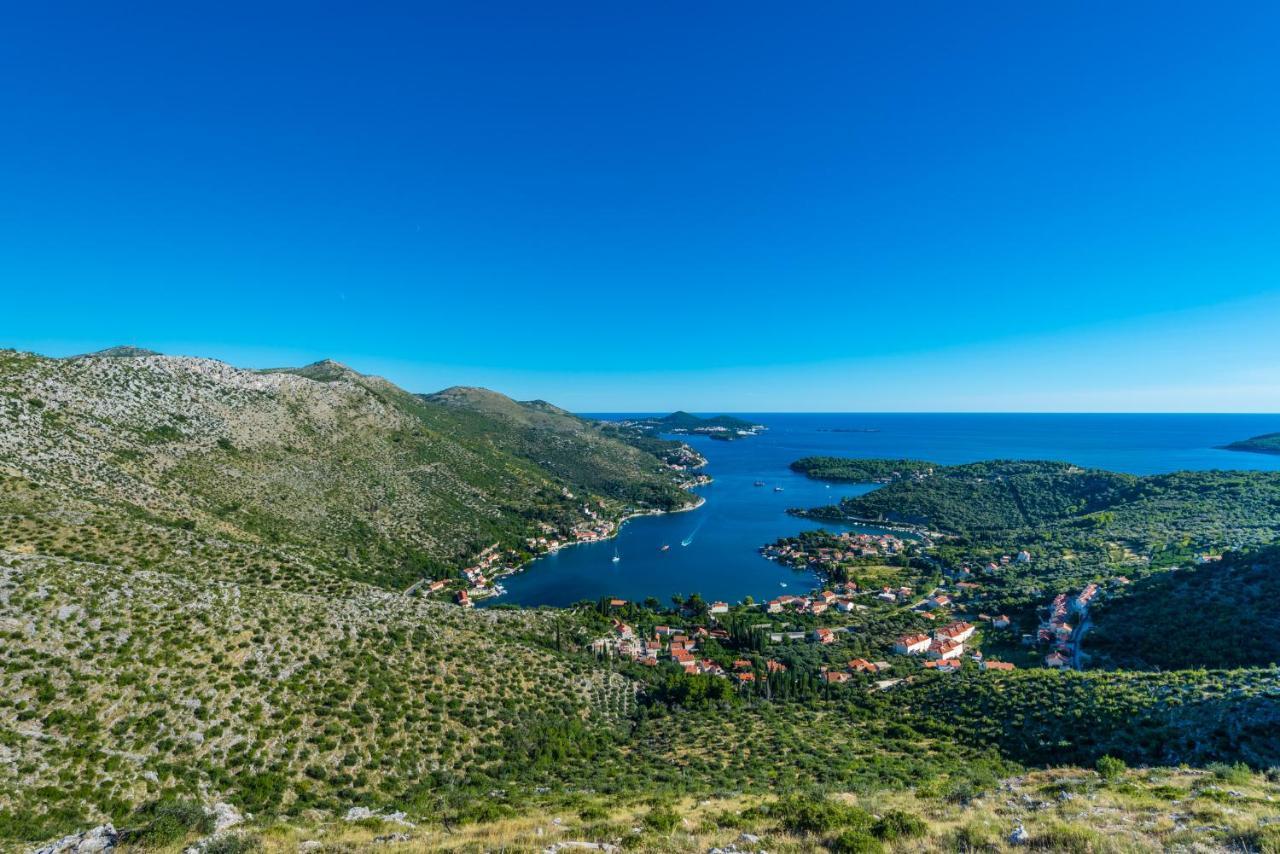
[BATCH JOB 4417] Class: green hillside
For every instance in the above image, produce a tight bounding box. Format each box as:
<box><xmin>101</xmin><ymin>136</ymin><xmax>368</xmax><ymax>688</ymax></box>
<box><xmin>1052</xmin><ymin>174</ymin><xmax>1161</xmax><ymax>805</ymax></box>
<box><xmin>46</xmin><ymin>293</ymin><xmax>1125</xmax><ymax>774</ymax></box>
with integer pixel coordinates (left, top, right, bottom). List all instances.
<box><xmin>6</xmin><ymin>360</ymin><xmax>1280</xmax><ymax>852</ymax></box>
<box><xmin>0</xmin><ymin>350</ymin><xmax>694</xmax><ymax>593</ymax></box>
<box><xmin>1087</xmin><ymin>545</ymin><xmax>1280</xmax><ymax>670</ymax></box>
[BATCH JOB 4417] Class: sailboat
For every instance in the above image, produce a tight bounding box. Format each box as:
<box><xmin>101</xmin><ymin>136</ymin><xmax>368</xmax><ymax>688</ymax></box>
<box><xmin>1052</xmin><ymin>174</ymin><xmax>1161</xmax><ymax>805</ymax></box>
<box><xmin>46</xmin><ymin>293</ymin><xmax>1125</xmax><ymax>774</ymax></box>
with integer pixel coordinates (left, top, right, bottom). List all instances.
<box><xmin>612</xmin><ymin>547</ymin><xmax>621</xmax><ymax>563</ymax></box>
<box><xmin>659</xmin><ymin>544</ymin><xmax>670</xmax><ymax>552</ymax></box>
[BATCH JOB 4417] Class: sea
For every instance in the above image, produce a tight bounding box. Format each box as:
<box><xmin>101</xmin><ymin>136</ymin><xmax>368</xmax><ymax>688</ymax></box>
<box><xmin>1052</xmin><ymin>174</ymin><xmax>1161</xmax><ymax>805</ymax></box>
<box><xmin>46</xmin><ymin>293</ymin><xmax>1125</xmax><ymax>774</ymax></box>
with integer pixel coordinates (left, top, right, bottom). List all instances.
<box><xmin>485</xmin><ymin>414</ymin><xmax>1280</xmax><ymax>608</ymax></box>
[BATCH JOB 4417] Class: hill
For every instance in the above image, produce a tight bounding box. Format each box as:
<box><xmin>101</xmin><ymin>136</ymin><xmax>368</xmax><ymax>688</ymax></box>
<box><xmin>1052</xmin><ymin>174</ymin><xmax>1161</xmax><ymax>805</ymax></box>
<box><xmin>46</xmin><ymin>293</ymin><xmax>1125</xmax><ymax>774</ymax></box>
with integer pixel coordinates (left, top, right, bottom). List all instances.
<box><xmin>1087</xmin><ymin>545</ymin><xmax>1280</xmax><ymax>670</ymax></box>
<box><xmin>6</xmin><ymin>365</ymin><xmax>1280</xmax><ymax>852</ymax></box>
<box><xmin>1222</xmin><ymin>431</ymin><xmax>1280</xmax><ymax>455</ymax></box>
<box><xmin>795</xmin><ymin>456</ymin><xmax>1280</xmax><ymax>625</ymax></box>
<box><xmin>0</xmin><ymin>350</ymin><xmax>695</xmax><ymax>593</ymax></box>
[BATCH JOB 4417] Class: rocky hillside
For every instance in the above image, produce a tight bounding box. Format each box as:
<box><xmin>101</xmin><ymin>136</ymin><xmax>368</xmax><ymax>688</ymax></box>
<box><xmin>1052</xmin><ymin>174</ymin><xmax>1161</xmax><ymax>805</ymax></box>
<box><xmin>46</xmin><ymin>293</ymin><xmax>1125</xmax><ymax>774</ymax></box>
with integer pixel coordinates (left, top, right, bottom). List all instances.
<box><xmin>0</xmin><ymin>349</ymin><xmax>694</xmax><ymax>592</ymax></box>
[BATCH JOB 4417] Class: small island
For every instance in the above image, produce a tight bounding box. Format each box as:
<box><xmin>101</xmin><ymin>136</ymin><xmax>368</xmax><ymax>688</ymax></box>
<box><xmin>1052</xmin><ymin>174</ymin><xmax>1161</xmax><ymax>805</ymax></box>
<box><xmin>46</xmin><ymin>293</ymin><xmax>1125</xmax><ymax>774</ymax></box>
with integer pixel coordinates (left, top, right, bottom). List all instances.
<box><xmin>610</xmin><ymin>410</ymin><xmax>765</xmax><ymax>442</ymax></box>
<box><xmin>1221</xmin><ymin>432</ymin><xmax>1280</xmax><ymax>456</ymax></box>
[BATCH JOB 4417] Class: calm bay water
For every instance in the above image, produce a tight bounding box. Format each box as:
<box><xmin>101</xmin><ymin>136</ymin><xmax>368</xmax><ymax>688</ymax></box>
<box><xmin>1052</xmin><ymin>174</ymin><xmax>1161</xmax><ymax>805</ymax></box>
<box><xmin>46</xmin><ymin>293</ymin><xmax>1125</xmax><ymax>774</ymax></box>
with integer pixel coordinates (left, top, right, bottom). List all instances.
<box><xmin>488</xmin><ymin>414</ymin><xmax>1280</xmax><ymax>607</ymax></box>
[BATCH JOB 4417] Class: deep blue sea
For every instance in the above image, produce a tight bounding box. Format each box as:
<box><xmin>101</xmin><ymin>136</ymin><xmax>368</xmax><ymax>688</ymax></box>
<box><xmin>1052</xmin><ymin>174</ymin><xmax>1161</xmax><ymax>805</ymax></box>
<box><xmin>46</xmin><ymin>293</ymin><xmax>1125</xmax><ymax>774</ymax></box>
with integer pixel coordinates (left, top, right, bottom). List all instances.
<box><xmin>487</xmin><ymin>414</ymin><xmax>1280</xmax><ymax>608</ymax></box>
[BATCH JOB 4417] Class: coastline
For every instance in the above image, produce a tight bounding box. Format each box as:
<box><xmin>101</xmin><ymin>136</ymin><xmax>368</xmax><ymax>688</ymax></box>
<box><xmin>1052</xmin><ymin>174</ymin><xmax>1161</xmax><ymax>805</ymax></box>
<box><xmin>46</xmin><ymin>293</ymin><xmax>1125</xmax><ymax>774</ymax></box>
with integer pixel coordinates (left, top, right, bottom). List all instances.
<box><xmin>473</xmin><ymin>487</ymin><xmax>710</xmax><ymax>604</ymax></box>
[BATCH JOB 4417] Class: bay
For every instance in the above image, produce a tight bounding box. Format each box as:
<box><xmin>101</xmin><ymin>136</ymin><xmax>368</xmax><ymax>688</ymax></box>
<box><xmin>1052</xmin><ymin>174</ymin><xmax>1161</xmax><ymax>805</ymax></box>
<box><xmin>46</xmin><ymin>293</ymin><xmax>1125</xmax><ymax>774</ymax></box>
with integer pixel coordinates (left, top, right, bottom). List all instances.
<box><xmin>487</xmin><ymin>413</ymin><xmax>1280</xmax><ymax>607</ymax></box>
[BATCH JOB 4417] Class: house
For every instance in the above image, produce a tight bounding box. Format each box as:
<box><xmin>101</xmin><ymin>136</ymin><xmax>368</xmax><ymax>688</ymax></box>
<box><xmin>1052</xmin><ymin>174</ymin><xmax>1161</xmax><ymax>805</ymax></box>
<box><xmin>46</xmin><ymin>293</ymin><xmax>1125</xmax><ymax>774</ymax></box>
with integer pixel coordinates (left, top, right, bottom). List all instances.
<box><xmin>733</xmin><ymin>659</ymin><xmax>753</xmax><ymax>671</ymax></box>
<box><xmin>456</xmin><ymin>589</ymin><xmax>472</xmax><ymax>607</ymax></box>
<box><xmin>813</xmin><ymin>628</ymin><xmax>837</xmax><ymax>645</ymax></box>
<box><xmin>427</xmin><ymin>580</ymin><xmax>446</xmax><ymax>592</ymax></box>
<box><xmin>872</xmin><ymin>661</ymin><xmax>891</xmax><ymax>672</ymax></box>
<box><xmin>849</xmin><ymin>658</ymin><xmax>878</xmax><ymax>673</ymax></box>
<box><xmin>671</xmin><ymin>649</ymin><xmax>694</xmax><ymax>664</ymax></box>
<box><xmin>982</xmin><ymin>660</ymin><xmax>1015</xmax><ymax>671</ymax></box>
<box><xmin>611</xmin><ymin>620</ymin><xmax>634</xmax><ymax>639</ymax></box>
<box><xmin>810</xmin><ymin>601</ymin><xmax>830</xmax><ymax>616</ymax></box>
<box><xmin>1016</xmin><ymin>550</ymin><xmax>1032</xmax><ymax>563</ymax></box>
<box><xmin>934</xmin><ymin>621</ymin><xmax>976</xmax><ymax>644</ymax></box>
<box><xmin>927</xmin><ymin>593</ymin><xmax>952</xmax><ymax>610</ymax></box>
<box><xmin>608</xmin><ymin>598</ymin><xmax>627</xmax><ymax>608</ymax></box>
<box><xmin>836</xmin><ymin>599</ymin><xmax>857</xmax><ymax>613</ymax></box>
<box><xmin>766</xmin><ymin>599</ymin><xmax>784</xmax><ymax>614</ymax></box>
<box><xmin>993</xmin><ymin>615</ymin><xmax>1012</xmax><ymax>629</ymax></box>
<box><xmin>734</xmin><ymin>671</ymin><xmax>756</xmax><ymax>685</ymax></box>
<box><xmin>924</xmin><ymin>659</ymin><xmax>961</xmax><ymax>672</ymax></box>
<box><xmin>1045</xmin><ymin>651</ymin><xmax>1069</xmax><ymax>668</ymax></box>
<box><xmin>894</xmin><ymin>633</ymin><xmax>931</xmax><ymax>655</ymax></box>
<box><xmin>927</xmin><ymin>639</ymin><xmax>963</xmax><ymax>660</ymax></box>
<box><xmin>709</xmin><ymin>601</ymin><xmax>730</xmax><ymax>615</ymax></box>
<box><xmin>819</xmin><ymin>590</ymin><xmax>837</xmax><ymax>604</ymax></box>
<box><xmin>877</xmin><ymin>592</ymin><xmax>898</xmax><ymax>604</ymax></box>
<box><xmin>822</xmin><ymin>670</ymin><xmax>851</xmax><ymax>684</ymax></box>
<box><xmin>765</xmin><ymin>659</ymin><xmax>788</xmax><ymax>673</ymax></box>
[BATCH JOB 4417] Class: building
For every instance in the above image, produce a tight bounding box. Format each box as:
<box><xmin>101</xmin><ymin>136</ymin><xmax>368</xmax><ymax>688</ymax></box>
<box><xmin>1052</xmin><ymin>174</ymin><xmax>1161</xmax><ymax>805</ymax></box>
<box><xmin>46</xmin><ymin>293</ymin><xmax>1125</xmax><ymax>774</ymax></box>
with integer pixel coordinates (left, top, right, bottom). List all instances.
<box><xmin>813</xmin><ymin>628</ymin><xmax>836</xmax><ymax>645</ymax></box>
<box><xmin>894</xmin><ymin>633</ymin><xmax>931</xmax><ymax>655</ymax></box>
<box><xmin>934</xmin><ymin>621</ymin><xmax>975</xmax><ymax>644</ymax></box>
<box><xmin>709</xmin><ymin>601</ymin><xmax>729</xmax><ymax>615</ymax></box>
<box><xmin>982</xmin><ymin>660</ymin><xmax>1015</xmax><ymax>671</ymax></box>
<box><xmin>927</xmin><ymin>639</ymin><xmax>963</xmax><ymax>660</ymax></box>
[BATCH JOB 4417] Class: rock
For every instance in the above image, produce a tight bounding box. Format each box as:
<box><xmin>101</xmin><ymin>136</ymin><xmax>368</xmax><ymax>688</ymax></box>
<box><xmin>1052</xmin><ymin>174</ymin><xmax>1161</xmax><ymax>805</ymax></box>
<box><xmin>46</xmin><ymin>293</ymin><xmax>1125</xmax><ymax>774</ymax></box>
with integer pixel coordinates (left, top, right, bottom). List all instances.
<box><xmin>344</xmin><ymin>806</ymin><xmax>375</xmax><ymax>821</ymax></box>
<box><xmin>1009</xmin><ymin>823</ymin><xmax>1030</xmax><ymax>845</ymax></box>
<box><xmin>212</xmin><ymin>802</ymin><xmax>243</xmax><ymax>833</ymax></box>
<box><xmin>298</xmin><ymin>843</ymin><xmax>323</xmax><ymax>851</ymax></box>
<box><xmin>373</xmin><ymin>833</ymin><xmax>411</xmax><ymax>843</ymax></box>
<box><xmin>739</xmin><ymin>833</ymin><xmax>761</xmax><ymax>845</ymax></box>
<box><xmin>34</xmin><ymin>824</ymin><xmax>119</xmax><ymax>854</ymax></box>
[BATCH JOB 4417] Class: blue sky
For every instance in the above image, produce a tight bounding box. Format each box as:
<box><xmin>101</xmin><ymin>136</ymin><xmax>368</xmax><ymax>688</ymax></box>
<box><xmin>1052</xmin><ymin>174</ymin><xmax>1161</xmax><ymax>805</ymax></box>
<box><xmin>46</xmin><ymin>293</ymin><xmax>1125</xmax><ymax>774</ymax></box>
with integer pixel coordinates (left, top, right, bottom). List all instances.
<box><xmin>3</xmin><ymin>2</ymin><xmax>1279</xmax><ymax>411</ymax></box>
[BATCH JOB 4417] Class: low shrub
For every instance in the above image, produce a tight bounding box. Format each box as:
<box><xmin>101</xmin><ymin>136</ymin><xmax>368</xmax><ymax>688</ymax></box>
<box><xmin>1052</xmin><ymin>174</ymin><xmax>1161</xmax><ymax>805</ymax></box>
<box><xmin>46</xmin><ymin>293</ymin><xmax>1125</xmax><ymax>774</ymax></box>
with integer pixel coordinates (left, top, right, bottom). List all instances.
<box><xmin>830</xmin><ymin>828</ymin><xmax>884</xmax><ymax>853</ymax></box>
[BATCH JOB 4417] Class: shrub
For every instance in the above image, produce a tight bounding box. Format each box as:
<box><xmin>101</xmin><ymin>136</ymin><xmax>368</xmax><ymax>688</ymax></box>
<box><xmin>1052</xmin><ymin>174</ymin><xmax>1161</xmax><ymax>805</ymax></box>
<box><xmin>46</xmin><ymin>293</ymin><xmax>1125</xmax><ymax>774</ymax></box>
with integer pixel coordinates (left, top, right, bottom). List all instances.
<box><xmin>124</xmin><ymin>799</ymin><xmax>213</xmax><ymax>847</ymax></box>
<box><xmin>1095</xmin><ymin>755</ymin><xmax>1126</xmax><ymax>780</ymax></box>
<box><xmin>771</xmin><ymin>796</ymin><xmax>872</xmax><ymax>835</ymax></box>
<box><xmin>1209</xmin><ymin>761</ymin><xmax>1252</xmax><ymax>785</ymax></box>
<box><xmin>203</xmin><ymin>835</ymin><xmax>260</xmax><ymax>854</ymax></box>
<box><xmin>872</xmin><ymin>809</ymin><xmax>927</xmax><ymax>840</ymax></box>
<box><xmin>643</xmin><ymin>805</ymin><xmax>680</xmax><ymax>833</ymax></box>
<box><xmin>830</xmin><ymin>829</ymin><xmax>884</xmax><ymax>853</ymax></box>
<box><xmin>577</xmin><ymin>804</ymin><xmax>608</xmax><ymax>822</ymax></box>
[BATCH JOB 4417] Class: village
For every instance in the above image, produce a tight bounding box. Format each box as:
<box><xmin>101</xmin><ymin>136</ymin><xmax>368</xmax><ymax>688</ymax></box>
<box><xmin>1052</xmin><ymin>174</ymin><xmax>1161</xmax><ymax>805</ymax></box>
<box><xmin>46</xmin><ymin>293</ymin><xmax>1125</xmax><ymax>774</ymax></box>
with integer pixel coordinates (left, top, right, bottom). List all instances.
<box><xmin>1031</xmin><ymin>580</ymin><xmax>1107</xmax><ymax>670</ymax></box>
<box><xmin>759</xmin><ymin>529</ymin><xmax>913</xmax><ymax>574</ymax></box>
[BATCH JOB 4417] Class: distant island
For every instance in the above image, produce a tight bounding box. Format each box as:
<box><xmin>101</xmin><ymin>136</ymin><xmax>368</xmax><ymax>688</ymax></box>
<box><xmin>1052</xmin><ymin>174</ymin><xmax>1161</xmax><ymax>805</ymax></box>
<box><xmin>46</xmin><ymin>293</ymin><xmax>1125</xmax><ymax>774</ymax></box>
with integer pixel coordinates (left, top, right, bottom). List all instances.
<box><xmin>1221</xmin><ymin>432</ymin><xmax>1280</xmax><ymax>456</ymax></box>
<box><xmin>609</xmin><ymin>410</ymin><xmax>765</xmax><ymax>442</ymax></box>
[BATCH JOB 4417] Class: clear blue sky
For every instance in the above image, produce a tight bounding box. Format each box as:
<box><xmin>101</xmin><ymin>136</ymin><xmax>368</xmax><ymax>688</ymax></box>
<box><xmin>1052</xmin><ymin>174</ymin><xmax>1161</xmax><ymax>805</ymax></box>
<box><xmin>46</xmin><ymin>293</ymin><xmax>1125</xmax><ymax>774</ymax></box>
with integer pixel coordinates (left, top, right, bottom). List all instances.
<box><xmin>3</xmin><ymin>2</ymin><xmax>1279</xmax><ymax>411</ymax></box>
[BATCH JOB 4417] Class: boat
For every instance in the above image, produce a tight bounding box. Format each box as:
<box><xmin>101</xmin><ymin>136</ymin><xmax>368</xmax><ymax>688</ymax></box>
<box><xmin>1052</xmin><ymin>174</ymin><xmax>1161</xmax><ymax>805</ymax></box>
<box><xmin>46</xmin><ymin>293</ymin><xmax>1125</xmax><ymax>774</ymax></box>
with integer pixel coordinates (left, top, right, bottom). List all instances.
<box><xmin>753</xmin><ymin>480</ymin><xmax>765</xmax><ymax>487</ymax></box>
<box><xmin>660</xmin><ymin>544</ymin><xmax>670</xmax><ymax>551</ymax></box>
<box><xmin>774</xmin><ymin>486</ymin><xmax>784</xmax><ymax>492</ymax></box>
<box><xmin>612</xmin><ymin>548</ymin><xmax>621</xmax><ymax>563</ymax></box>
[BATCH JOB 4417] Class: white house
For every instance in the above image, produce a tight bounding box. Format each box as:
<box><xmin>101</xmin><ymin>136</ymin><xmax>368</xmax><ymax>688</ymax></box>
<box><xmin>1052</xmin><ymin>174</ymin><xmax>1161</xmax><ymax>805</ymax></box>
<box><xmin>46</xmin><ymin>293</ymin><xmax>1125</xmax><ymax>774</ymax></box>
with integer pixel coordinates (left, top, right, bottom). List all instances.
<box><xmin>894</xmin><ymin>633</ymin><xmax>931</xmax><ymax>655</ymax></box>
